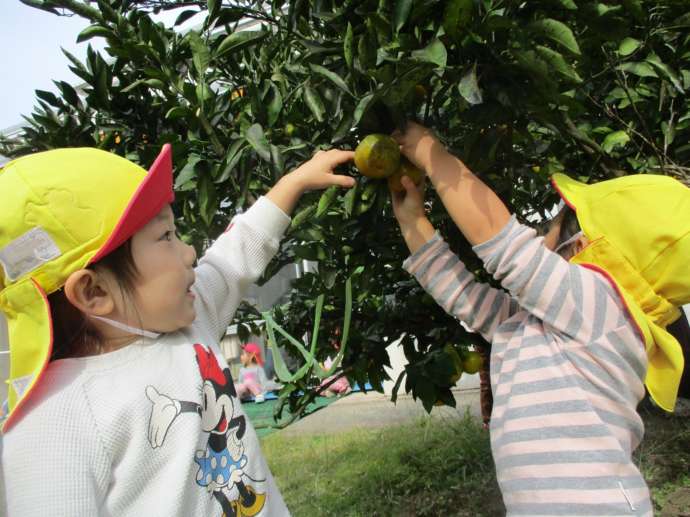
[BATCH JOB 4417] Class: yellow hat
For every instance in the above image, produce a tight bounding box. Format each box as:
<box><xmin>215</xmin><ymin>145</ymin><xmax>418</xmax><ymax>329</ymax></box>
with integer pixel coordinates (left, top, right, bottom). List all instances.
<box><xmin>552</xmin><ymin>173</ymin><xmax>690</xmax><ymax>411</ymax></box>
<box><xmin>0</xmin><ymin>145</ymin><xmax>174</xmax><ymax>432</ymax></box>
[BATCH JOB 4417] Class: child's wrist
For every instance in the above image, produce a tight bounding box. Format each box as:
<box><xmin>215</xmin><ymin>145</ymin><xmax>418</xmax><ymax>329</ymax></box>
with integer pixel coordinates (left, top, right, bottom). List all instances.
<box><xmin>400</xmin><ymin>216</ymin><xmax>435</xmax><ymax>252</ymax></box>
<box><xmin>415</xmin><ymin>137</ymin><xmax>446</xmax><ymax>171</ymax></box>
<box><xmin>280</xmin><ymin>170</ymin><xmax>308</xmax><ymax>195</ymax></box>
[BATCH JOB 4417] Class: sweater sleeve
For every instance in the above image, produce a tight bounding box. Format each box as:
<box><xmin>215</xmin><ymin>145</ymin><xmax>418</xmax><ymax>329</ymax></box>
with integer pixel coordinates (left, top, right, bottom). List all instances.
<box><xmin>473</xmin><ymin>215</ymin><xmax>605</xmax><ymax>341</ymax></box>
<box><xmin>192</xmin><ymin>196</ymin><xmax>291</xmax><ymax>341</ymax></box>
<box><xmin>403</xmin><ymin>232</ymin><xmax>519</xmax><ymax>342</ymax></box>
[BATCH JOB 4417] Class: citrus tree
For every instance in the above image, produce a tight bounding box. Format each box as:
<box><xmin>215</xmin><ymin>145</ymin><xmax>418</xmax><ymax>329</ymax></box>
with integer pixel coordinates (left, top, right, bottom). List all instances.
<box><xmin>4</xmin><ymin>0</ymin><xmax>690</xmax><ymax>416</ymax></box>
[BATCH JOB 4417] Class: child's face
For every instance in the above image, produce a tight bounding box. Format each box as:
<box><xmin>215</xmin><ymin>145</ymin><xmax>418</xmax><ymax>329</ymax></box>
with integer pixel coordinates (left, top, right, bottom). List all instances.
<box><xmin>240</xmin><ymin>350</ymin><xmax>252</xmax><ymax>366</ymax></box>
<box><xmin>125</xmin><ymin>204</ymin><xmax>197</xmax><ymax>332</ymax></box>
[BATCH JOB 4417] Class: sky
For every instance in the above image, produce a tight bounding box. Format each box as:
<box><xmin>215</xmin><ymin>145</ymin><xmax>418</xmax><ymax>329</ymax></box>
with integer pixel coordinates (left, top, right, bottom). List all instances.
<box><xmin>0</xmin><ymin>2</ymin><xmax>103</xmax><ymax>129</ymax></box>
<box><xmin>0</xmin><ymin>2</ymin><xmax>197</xmax><ymax>131</ymax></box>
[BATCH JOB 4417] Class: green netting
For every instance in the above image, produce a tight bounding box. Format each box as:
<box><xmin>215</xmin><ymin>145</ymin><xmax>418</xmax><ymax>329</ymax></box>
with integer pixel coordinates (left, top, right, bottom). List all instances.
<box><xmin>242</xmin><ymin>396</ymin><xmax>339</xmax><ymax>437</ymax></box>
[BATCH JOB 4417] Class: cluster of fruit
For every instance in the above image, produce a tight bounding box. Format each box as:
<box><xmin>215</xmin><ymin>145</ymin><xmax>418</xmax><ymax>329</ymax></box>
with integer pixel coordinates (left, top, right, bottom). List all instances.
<box><xmin>445</xmin><ymin>344</ymin><xmax>483</xmax><ymax>383</ymax></box>
<box><xmin>354</xmin><ymin>134</ymin><xmax>424</xmax><ymax>192</ymax></box>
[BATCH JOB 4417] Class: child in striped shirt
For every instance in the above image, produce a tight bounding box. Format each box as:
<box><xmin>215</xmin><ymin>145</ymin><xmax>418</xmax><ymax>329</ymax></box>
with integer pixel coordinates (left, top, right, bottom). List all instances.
<box><xmin>390</xmin><ymin>121</ymin><xmax>690</xmax><ymax>516</ymax></box>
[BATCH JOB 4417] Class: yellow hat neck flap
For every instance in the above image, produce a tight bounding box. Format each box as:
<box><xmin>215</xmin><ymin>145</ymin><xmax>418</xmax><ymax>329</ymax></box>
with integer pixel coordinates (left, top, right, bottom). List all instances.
<box><xmin>552</xmin><ymin>173</ymin><xmax>690</xmax><ymax>411</ymax></box>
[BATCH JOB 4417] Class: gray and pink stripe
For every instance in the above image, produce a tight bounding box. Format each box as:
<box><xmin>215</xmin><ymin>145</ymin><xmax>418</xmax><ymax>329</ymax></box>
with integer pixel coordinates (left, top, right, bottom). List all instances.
<box><xmin>404</xmin><ymin>216</ymin><xmax>651</xmax><ymax>516</ymax></box>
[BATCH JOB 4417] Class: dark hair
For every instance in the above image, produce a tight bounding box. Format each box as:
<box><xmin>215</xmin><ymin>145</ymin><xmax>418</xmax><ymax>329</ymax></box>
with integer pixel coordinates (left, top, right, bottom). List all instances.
<box><xmin>537</xmin><ymin>205</ymin><xmax>582</xmax><ymax>258</ymax></box>
<box><xmin>668</xmin><ymin>310</ymin><xmax>690</xmax><ymax>399</ymax></box>
<box><xmin>48</xmin><ymin>240</ymin><xmax>139</xmax><ymax>360</ymax></box>
<box><xmin>557</xmin><ymin>205</ymin><xmax>581</xmax><ymax>248</ymax></box>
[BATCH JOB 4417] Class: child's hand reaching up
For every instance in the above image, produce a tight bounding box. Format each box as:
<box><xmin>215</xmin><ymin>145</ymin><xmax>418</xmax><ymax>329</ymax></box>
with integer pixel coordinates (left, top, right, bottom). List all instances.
<box><xmin>393</xmin><ymin>121</ymin><xmax>446</xmax><ymax>172</ymax></box>
<box><xmin>267</xmin><ymin>149</ymin><xmax>356</xmax><ymax>215</ymax></box>
<box><xmin>290</xmin><ymin>149</ymin><xmax>356</xmax><ymax>191</ymax></box>
<box><xmin>391</xmin><ymin>174</ymin><xmax>426</xmax><ymax>226</ymax></box>
<box><xmin>390</xmin><ymin>174</ymin><xmax>435</xmax><ymax>254</ymax></box>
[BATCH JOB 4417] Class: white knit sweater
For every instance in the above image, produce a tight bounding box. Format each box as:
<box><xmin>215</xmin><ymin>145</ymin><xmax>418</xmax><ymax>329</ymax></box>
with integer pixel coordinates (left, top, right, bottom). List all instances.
<box><xmin>2</xmin><ymin>197</ymin><xmax>291</xmax><ymax>517</ymax></box>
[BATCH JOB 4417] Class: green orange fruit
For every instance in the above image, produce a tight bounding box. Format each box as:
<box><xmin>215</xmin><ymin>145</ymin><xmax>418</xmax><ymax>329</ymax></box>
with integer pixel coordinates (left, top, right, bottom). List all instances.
<box><xmin>354</xmin><ymin>134</ymin><xmax>400</xmax><ymax>179</ymax></box>
<box><xmin>444</xmin><ymin>344</ymin><xmax>464</xmax><ymax>384</ymax></box>
<box><xmin>462</xmin><ymin>350</ymin><xmax>483</xmax><ymax>374</ymax></box>
<box><xmin>387</xmin><ymin>157</ymin><xmax>424</xmax><ymax>193</ymax></box>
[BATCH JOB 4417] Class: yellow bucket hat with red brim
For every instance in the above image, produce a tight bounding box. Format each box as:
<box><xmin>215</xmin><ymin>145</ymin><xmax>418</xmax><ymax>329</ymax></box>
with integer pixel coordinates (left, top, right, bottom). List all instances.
<box><xmin>552</xmin><ymin>173</ymin><xmax>690</xmax><ymax>412</ymax></box>
<box><xmin>0</xmin><ymin>145</ymin><xmax>174</xmax><ymax>432</ymax></box>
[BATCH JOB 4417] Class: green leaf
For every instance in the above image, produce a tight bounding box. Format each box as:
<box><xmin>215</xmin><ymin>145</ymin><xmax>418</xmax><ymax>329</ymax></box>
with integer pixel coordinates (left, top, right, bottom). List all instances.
<box><xmin>390</xmin><ymin>370</ymin><xmax>406</xmax><ymax>404</ymax></box>
<box><xmin>246</xmin><ymin>123</ymin><xmax>271</xmax><ymax>161</ymax></box>
<box><xmin>144</xmin><ymin>78</ymin><xmax>166</xmax><ymax>90</ymax></box>
<box><xmin>216</xmin><ymin>30</ymin><xmax>266</xmax><ymax>57</ymax></box>
<box><xmin>443</xmin><ymin>0</ymin><xmax>474</xmax><ymax>43</ymax></box>
<box><xmin>618</xmin><ymin>37</ymin><xmax>641</xmax><ymax>57</ymax></box>
<box><xmin>216</xmin><ymin>141</ymin><xmax>247</xmax><ymax>183</ymax></box>
<box><xmin>269</xmin><ymin>144</ymin><xmax>284</xmax><ymax>175</ymax></box>
<box><xmin>290</xmin><ymin>205</ymin><xmax>316</xmax><ymax>230</ymax></box>
<box><xmin>344</xmin><ymin>23</ymin><xmax>354</xmax><ymax>69</ymax></box>
<box><xmin>309</xmin><ymin>64</ymin><xmax>352</xmax><ymax>96</ymax></box>
<box><xmin>555</xmin><ymin>0</ymin><xmax>578</xmax><ymax>9</ymax></box>
<box><xmin>353</xmin><ymin>93</ymin><xmax>376</xmax><ymax>127</ymax></box>
<box><xmin>528</xmin><ymin>18</ymin><xmax>581</xmax><ymax>56</ymax></box>
<box><xmin>411</xmin><ymin>39</ymin><xmax>447</xmax><ymax>68</ymax></box>
<box><xmin>76</xmin><ymin>25</ymin><xmax>114</xmax><ymax>43</ymax></box>
<box><xmin>188</xmin><ymin>31</ymin><xmax>211</xmax><ymax>76</ymax></box>
<box><xmin>595</xmin><ymin>3</ymin><xmax>622</xmax><ymax>16</ymax></box>
<box><xmin>120</xmin><ymin>79</ymin><xmax>146</xmax><ymax>93</ymax></box>
<box><xmin>601</xmin><ymin>130</ymin><xmax>630</xmax><ymax>153</ymax></box>
<box><xmin>393</xmin><ymin>0</ymin><xmax>413</xmax><ymax>33</ymax></box>
<box><xmin>54</xmin><ymin>80</ymin><xmax>80</xmax><ymax>107</ymax></box>
<box><xmin>357</xmin><ymin>33</ymin><xmax>377</xmax><ymax>70</ymax></box>
<box><xmin>267</xmin><ymin>86</ymin><xmax>283</xmax><ymax>128</ymax></box>
<box><xmin>646</xmin><ymin>54</ymin><xmax>684</xmax><ymax>94</ymax></box>
<box><xmin>303</xmin><ymin>86</ymin><xmax>325</xmax><ymax>123</ymax></box>
<box><xmin>342</xmin><ymin>183</ymin><xmax>357</xmax><ymax>217</ymax></box>
<box><xmin>174</xmin><ymin>9</ymin><xmax>198</xmax><ymax>26</ymax></box>
<box><xmin>316</xmin><ymin>186</ymin><xmax>338</xmax><ymax>217</ymax></box>
<box><xmin>35</xmin><ymin>90</ymin><xmax>61</xmax><ymax>108</ymax></box>
<box><xmin>617</xmin><ymin>62</ymin><xmax>658</xmax><ymax>78</ymax></box>
<box><xmin>458</xmin><ymin>65</ymin><xmax>483</xmax><ymax>105</ymax></box>
<box><xmin>198</xmin><ymin>174</ymin><xmax>218</xmax><ymax>227</ymax></box>
<box><xmin>621</xmin><ymin>0</ymin><xmax>643</xmax><ymax>21</ymax></box>
<box><xmin>165</xmin><ymin>106</ymin><xmax>192</xmax><ymax>120</ymax></box>
<box><xmin>216</xmin><ymin>8</ymin><xmax>245</xmax><ymax>26</ymax></box>
<box><xmin>661</xmin><ymin>121</ymin><xmax>676</xmax><ymax>147</ymax></box>
<box><xmin>175</xmin><ymin>155</ymin><xmax>201</xmax><ymax>188</ymax></box>
<box><xmin>535</xmin><ymin>45</ymin><xmax>583</xmax><ymax>83</ymax></box>
<box><xmin>414</xmin><ymin>378</ymin><xmax>436</xmax><ymax>412</ymax></box>
<box><xmin>514</xmin><ymin>50</ymin><xmax>550</xmax><ymax>81</ymax></box>
<box><xmin>332</xmin><ymin>112</ymin><xmax>353</xmax><ymax>143</ymax></box>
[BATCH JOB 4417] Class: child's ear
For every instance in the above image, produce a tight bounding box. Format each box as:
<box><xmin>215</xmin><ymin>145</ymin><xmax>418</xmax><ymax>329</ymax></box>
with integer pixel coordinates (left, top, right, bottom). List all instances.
<box><xmin>573</xmin><ymin>234</ymin><xmax>589</xmax><ymax>256</ymax></box>
<box><xmin>63</xmin><ymin>269</ymin><xmax>115</xmax><ymax>317</ymax></box>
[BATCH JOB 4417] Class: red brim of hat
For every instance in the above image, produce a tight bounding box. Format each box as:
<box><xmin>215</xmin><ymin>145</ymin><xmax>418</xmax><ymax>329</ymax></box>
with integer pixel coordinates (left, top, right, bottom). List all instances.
<box><xmin>89</xmin><ymin>144</ymin><xmax>175</xmax><ymax>263</ymax></box>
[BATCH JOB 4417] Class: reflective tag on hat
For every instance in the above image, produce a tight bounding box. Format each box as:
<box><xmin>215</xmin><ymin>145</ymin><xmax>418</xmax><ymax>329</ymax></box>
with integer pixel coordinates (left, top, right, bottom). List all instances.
<box><xmin>9</xmin><ymin>374</ymin><xmax>33</xmax><ymax>400</ymax></box>
<box><xmin>0</xmin><ymin>227</ymin><xmax>61</xmax><ymax>281</ymax></box>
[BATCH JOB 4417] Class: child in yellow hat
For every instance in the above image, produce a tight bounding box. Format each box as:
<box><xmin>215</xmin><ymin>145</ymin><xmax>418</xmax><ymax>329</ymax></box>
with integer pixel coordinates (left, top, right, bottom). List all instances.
<box><xmin>391</xmin><ymin>121</ymin><xmax>690</xmax><ymax>516</ymax></box>
<box><xmin>0</xmin><ymin>144</ymin><xmax>354</xmax><ymax>516</ymax></box>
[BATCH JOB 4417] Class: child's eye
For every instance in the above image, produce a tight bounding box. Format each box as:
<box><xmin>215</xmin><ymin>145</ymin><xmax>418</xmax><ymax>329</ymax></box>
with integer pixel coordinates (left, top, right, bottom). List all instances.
<box><xmin>161</xmin><ymin>230</ymin><xmax>174</xmax><ymax>241</ymax></box>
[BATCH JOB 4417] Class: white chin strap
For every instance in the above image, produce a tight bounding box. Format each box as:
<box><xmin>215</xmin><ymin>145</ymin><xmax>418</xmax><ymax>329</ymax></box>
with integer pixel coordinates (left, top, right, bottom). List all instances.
<box><xmin>90</xmin><ymin>316</ymin><xmax>161</xmax><ymax>339</ymax></box>
<box><xmin>554</xmin><ymin>230</ymin><xmax>584</xmax><ymax>254</ymax></box>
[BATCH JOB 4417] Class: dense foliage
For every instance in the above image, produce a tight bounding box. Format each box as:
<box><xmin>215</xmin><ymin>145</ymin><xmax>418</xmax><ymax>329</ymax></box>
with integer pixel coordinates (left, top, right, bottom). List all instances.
<box><xmin>4</xmin><ymin>0</ymin><xmax>689</xmax><ymax>413</ymax></box>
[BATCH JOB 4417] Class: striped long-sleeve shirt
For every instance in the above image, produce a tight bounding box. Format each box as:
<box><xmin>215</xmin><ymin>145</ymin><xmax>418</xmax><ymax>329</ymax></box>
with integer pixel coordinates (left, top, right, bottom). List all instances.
<box><xmin>404</xmin><ymin>215</ymin><xmax>652</xmax><ymax>517</ymax></box>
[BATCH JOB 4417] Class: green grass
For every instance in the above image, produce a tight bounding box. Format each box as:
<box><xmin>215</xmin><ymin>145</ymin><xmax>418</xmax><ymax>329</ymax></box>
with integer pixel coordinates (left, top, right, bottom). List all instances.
<box><xmin>635</xmin><ymin>402</ymin><xmax>690</xmax><ymax>515</ymax></box>
<box><xmin>261</xmin><ymin>403</ymin><xmax>690</xmax><ymax>517</ymax></box>
<box><xmin>261</xmin><ymin>411</ymin><xmax>504</xmax><ymax>517</ymax></box>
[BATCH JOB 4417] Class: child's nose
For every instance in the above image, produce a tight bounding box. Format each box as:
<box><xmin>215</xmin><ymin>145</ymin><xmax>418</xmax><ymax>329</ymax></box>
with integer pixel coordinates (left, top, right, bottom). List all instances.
<box><xmin>184</xmin><ymin>243</ymin><xmax>197</xmax><ymax>266</ymax></box>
